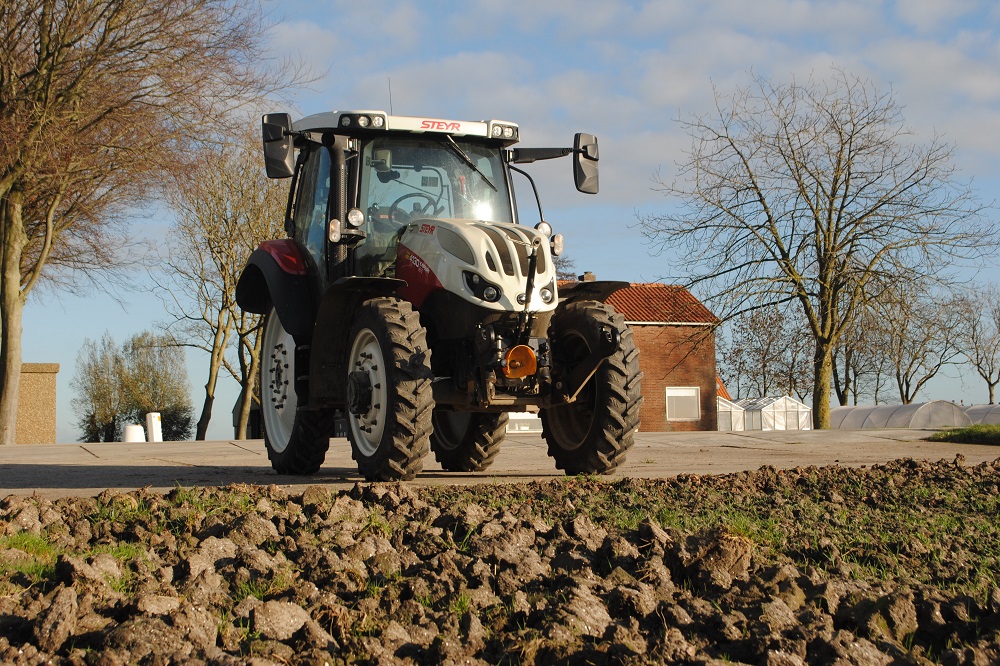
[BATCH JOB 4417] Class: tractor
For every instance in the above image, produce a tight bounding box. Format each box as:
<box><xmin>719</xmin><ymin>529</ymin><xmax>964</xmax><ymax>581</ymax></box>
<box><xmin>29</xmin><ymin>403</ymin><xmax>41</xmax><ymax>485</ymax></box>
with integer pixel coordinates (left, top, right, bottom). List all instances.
<box><xmin>235</xmin><ymin>110</ymin><xmax>642</xmax><ymax>480</ymax></box>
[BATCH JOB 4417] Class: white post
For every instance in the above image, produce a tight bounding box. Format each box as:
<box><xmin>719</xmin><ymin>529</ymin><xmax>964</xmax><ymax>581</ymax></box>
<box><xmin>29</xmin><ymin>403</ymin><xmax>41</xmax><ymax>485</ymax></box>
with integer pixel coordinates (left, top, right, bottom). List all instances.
<box><xmin>146</xmin><ymin>412</ymin><xmax>163</xmax><ymax>442</ymax></box>
<box><xmin>123</xmin><ymin>424</ymin><xmax>146</xmax><ymax>442</ymax></box>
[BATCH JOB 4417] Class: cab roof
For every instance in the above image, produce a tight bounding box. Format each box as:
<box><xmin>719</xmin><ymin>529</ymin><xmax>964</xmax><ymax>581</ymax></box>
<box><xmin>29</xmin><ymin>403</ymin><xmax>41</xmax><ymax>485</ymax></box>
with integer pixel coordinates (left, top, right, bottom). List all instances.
<box><xmin>292</xmin><ymin>110</ymin><xmax>520</xmax><ymax>145</ymax></box>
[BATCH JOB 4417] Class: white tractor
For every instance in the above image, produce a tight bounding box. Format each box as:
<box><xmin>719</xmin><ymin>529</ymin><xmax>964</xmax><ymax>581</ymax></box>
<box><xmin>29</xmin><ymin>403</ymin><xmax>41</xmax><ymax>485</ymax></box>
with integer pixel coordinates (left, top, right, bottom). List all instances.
<box><xmin>236</xmin><ymin>110</ymin><xmax>642</xmax><ymax>480</ymax></box>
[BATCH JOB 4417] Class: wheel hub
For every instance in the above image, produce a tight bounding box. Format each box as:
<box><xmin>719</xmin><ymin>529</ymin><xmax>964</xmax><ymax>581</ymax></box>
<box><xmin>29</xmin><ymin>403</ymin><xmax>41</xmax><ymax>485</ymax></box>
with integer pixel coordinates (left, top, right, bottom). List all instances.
<box><xmin>346</xmin><ymin>370</ymin><xmax>373</xmax><ymax>416</ymax></box>
<box><xmin>261</xmin><ymin>311</ymin><xmax>297</xmax><ymax>455</ymax></box>
<box><xmin>269</xmin><ymin>344</ymin><xmax>289</xmax><ymax>410</ymax></box>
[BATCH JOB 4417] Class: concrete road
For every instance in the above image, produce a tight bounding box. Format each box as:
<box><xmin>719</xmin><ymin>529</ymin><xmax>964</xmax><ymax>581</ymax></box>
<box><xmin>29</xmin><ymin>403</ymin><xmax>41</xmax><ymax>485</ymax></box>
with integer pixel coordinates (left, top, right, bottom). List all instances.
<box><xmin>1</xmin><ymin>429</ymin><xmax>997</xmax><ymax>499</ymax></box>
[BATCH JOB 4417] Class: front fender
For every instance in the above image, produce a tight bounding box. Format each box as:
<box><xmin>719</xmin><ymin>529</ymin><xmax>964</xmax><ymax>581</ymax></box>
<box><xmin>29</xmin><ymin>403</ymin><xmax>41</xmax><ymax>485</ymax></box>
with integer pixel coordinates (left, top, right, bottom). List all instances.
<box><xmin>558</xmin><ymin>280</ymin><xmax>630</xmax><ymax>305</ymax></box>
<box><xmin>235</xmin><ymin>240</ymin><xmax>315</xmax><ymax>339</ymax></box>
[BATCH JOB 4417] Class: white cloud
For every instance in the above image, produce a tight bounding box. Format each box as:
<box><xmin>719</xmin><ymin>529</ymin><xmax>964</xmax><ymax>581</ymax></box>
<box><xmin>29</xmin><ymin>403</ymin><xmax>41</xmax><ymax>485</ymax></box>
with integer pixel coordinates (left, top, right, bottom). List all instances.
<box><xmin>893</xmin><ymin>0</ymin><xmax>981</xmax><ymax>33</ymax></box>
<box><xmin>267</xmin><ymin>20</ymin><xmax>341</xmax><ymax>73</ymax></box>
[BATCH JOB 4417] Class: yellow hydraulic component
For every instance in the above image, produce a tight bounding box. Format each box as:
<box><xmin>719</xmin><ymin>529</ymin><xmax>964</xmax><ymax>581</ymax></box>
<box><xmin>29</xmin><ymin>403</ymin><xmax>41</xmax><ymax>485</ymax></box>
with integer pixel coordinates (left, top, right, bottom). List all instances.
<box><xmin>503</xmin><ymin>345</ymin><xmax>537</xmax><ymax>379</ymax></box>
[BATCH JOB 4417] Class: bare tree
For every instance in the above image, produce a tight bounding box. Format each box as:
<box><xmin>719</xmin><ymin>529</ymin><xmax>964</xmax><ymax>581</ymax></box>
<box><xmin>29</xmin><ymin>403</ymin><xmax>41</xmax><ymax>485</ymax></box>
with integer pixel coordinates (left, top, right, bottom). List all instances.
<box><xmin>553</xmin><ymin>255</ymin><xmax>578</xmax><ymax>281</ymax></box>
<box><xmin>158</xmin><ymin>130</ymin><xmax>286</xmax><ymax>439</ymax></box>
<box><xmin>874</xmin><ymin>284</ymin><xmax>964</xmax><ymax>404</ymax></box>
<box><xmin>956</xmin><ymin>283</ymin><xmax>1000</xmax><ymax>404</ymax></box>
<box><xmin>832</xmin><ymin>302</ymin><xmax>892</xmax><ymax>405</ymax></box>
<box><xmin>718</xmin><ymin>306</ymin><xmax>812</xmax><ymax>401</ymax></box>
<box><xmin>639</xmin><ymin>69</ymin><xmax>992</xmax><ymax>427</ymax></box>
<box><xmin>0</xmin><ymin>0</ymin><xmax>303</xmax><ymax>445</ymax></box>
<box><xmin>71</xmin><ymin>331</ymin><xmax>193</xmax><ymax>441</ymax></box>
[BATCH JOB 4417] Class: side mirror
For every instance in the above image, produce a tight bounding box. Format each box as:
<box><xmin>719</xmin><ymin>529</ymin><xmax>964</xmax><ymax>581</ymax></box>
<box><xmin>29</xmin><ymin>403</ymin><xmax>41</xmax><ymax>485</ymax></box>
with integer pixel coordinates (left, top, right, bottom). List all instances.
<box><xmin>262</xmin><ymin>113</ymin><xmax>294</xmax><ymax>179</ymax></box>
<box><xmin>573</xmin><ymin>133</ymin><xmax>599</xmax><ymax>194</ymax></box>
<box><xmin>372</xmin><ymin>149</ymin><xmax>392</xmax><ymax>172</ymax></box>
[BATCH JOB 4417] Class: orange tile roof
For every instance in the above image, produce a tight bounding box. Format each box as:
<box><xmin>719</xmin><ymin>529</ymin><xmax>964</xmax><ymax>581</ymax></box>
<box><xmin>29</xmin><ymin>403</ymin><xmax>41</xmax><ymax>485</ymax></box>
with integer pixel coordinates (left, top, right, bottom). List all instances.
<box><xmin>717</xmin><ymin>375</ymin><xmax>732</xmax><ymax>401</ymax></box>
<box><xmin>604</xmin><ymin>283</ymin><xmax>718</xmax><ymax>324</ymax></box>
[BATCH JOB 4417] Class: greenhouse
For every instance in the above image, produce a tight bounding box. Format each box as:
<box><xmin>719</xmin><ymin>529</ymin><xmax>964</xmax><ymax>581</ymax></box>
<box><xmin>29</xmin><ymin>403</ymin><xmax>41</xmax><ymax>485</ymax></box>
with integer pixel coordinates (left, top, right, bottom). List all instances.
<box><xmin>829</xmin><ymin>401</ymin><xmax>972</xmax><ymax>429</ymax></box>
<box><xmin>964</xmin><ymin>404</ymin><xmax>1000</xmax><ymax>425</ymax></box>
<box><xmin>717</xmin><ymin>397</ymin><xmax>746</xmax><ymax>431</ymax></box>
<box><xmin>736</xmin><ymin>396</ymin><xmax>812</xmax><ymax>431</ymax></box>
<box><xmin>506</xmin><ymin>411</ymin><xmax>543</xmax><ymax>433</ymax></box>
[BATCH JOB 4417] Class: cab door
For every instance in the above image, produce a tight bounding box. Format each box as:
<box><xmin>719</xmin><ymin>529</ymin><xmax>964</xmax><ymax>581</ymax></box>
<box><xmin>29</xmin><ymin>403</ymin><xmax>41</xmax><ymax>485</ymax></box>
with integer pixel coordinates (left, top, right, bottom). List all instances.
<box><xmin>290</xmin><ymin>143</ymin><xmax>332</xmax><ymax>293</ymax></box>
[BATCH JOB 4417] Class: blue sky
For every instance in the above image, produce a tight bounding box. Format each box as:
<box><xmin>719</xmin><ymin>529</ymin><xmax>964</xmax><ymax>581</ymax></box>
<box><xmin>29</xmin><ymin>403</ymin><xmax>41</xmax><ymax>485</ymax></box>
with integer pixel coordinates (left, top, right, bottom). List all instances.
<box><xmin>24</xmin><ymin>0</ymin><xmax>1000</xmax><ymax>442</ymax></box>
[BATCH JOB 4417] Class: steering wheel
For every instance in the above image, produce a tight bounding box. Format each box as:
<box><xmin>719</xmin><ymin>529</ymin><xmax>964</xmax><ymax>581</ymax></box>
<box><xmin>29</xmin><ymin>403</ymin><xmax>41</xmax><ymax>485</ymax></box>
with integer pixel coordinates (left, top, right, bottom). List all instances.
<box><xmin>388</xmin><ymin>192</ymin><xmax>438</xmax><ymax>224</ymax></box>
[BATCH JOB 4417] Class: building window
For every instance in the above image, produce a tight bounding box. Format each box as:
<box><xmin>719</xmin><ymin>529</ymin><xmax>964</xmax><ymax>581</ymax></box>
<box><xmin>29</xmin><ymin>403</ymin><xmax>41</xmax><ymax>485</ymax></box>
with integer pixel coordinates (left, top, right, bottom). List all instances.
<box><xmin>665</xmin><ymin>387</ymin><xmax>700</xmax><ymax>421</ymax></box>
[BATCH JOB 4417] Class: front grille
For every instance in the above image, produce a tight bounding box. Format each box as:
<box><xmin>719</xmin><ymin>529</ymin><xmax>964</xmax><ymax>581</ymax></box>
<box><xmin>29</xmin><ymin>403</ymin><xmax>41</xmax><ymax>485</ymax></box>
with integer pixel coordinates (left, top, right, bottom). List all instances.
<box><xmin>476</xmin><ymin>224</ymin><xmax>546</xmax><ymax>277</ymax></box>
<box><xmin>479</xmin><ymin>225</ymin><xmax>515</xmax><ymax>276</ymax></box>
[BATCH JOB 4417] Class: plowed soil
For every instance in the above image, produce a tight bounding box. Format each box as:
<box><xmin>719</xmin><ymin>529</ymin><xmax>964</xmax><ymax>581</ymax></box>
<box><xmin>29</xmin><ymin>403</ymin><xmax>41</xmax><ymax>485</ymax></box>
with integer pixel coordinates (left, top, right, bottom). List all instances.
<box><xmin>1</xmin><ymin>456</ymin><xmax>999</xmax><ymax>665</ymax></box>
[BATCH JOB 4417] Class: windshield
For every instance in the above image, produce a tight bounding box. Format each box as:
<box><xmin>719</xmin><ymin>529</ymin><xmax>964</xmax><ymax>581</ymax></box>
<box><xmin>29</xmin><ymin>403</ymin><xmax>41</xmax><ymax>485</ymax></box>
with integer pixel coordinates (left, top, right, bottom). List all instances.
<box><xmin>355</xmin><ymin>135</ymin><xmax>513</xmax><ymax>276</ymax></box>
<box><xmin>359</xmin><ymin>136</ymin><xmax>511</xmax><ymax>224</ymax></box>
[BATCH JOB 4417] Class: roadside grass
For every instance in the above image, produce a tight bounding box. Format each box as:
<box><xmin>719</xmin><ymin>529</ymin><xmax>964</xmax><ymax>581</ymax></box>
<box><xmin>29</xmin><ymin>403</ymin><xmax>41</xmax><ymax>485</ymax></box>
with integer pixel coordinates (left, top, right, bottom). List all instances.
<box><xmin>928</xmin><ymin>424</ymin><xmax>1000</xmax><ymax>445</ymax></box>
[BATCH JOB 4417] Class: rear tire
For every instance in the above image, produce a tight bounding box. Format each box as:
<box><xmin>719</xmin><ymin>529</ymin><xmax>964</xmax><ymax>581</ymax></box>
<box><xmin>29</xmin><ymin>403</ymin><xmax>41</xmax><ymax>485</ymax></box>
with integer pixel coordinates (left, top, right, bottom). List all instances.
<box><xmin>430</xmin><ymin>410</ymin><xmax>508</xmax><ymax>472</ymax></box>
<box><xmin>345</xmin><ymin>297</ymin><xmax>434</xmax><ymax>481</ymax></box>
<box><xmin>541</xmin><ymin>300</ymin><xmax>642</xmax><ymax>475</ymax></box>
<box><xmin>260</xmin><ymin>308</ymin><xmax>333</xmax><ymax>475</ymax></box>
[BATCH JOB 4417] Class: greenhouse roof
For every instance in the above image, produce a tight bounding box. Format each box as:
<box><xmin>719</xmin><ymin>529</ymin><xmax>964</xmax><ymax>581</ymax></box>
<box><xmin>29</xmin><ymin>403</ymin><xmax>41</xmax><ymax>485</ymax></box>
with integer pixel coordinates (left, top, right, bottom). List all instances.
<box><xmin>964</xmin><ymin>404</ymin><xmax>1000</xmax><ymax>424</ymax></box>
<box><xmin>830</xmin><ymin>401</ymin><xmax>972</xmax><ymax>429</ymax></box>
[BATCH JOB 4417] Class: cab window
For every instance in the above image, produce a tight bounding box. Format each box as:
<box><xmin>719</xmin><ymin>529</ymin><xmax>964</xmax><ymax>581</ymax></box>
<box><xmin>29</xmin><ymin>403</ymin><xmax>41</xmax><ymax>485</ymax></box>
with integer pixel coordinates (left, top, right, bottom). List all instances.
<box><xmin>292</xmin><ymin>145</ymin><xmax>331</xmax><ymax>269</ymax></box>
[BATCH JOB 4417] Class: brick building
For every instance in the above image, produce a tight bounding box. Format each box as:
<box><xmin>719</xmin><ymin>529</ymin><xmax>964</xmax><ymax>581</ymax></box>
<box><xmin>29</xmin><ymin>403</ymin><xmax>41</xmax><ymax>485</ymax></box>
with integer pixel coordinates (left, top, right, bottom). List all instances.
<box><xmin>605</xmin><ymin>283</ymin><xmax>719</xmax><ymax>432</ymax></box>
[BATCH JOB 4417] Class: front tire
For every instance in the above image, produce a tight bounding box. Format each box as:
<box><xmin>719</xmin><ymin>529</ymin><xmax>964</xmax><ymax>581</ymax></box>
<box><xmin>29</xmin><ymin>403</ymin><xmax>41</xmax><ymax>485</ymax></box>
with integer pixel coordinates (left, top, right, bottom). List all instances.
<box><xmin>260</xmin><ymin>308</ymin><xmax>333</xmax><ymax>475</ymax></box>
<box><xmin>430</xmin><ymin>410</ymin><xmax>508</xmax><ymax>472</ymax></box>
<box><xmin>541</xmin><ymin>301</ymin><xmax>643</xmax><ymax>475</ymax></box>
<box><xmin>345</xmin><ymin>297</ymin><xmax>434</xmax><ymax>481</ymax></box>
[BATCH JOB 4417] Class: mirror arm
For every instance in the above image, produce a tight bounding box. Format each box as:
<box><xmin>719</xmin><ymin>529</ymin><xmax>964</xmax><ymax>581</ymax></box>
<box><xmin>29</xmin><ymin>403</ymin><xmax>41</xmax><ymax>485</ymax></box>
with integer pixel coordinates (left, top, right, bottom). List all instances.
<box><xmin>510</xmin><ymin>147</ymin><xmax>574</xmax><ymax>164</ymax></box>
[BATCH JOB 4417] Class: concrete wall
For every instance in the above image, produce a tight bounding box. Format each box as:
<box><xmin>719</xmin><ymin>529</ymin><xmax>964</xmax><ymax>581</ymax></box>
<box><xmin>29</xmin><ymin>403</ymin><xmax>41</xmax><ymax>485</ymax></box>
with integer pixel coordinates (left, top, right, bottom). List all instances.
<box><xmin>630</xmin><ymin>325</ymin><xmax>717</xmax><ymax>432</ymax></box>
<box><xmin>16</xmin><ymin>363</ymin><xmax>59</xmax><ymax>445</ymax></box>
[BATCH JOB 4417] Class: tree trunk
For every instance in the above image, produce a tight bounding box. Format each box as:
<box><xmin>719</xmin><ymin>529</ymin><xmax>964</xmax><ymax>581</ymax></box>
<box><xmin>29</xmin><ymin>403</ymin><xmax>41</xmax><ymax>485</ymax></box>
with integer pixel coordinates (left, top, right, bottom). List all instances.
<box><xmin>235</xmin><ymin>376</ymin><xmax>255</xmax><ymax>439</ymax></box>
<box><xmin>195</xmin><ymin>392</ymin><xmax>215</xmax><ymax>441</ymax></box>
<box><xmin>0</xmin><ymin>192</ymin><xmax>26</xmax><ymax>446</ymax></box>
<box><xmin>234</xmin><ymin>326</ymin><xmax>263</xmax><ymax>439</ymax></box>
<box><xmin>194</xmin><ymin>323</ymin><xmax>230</xmax><ymax>440</ymax></box>
<box><xmin>812</xmin><ymin>343</ymin><xmax>833</xmax><ymax>429</ymax></box>
<box><xmin>832</xmin><ymin>355</ymin><xmax>849</xmax><ymax>406</ymax></box>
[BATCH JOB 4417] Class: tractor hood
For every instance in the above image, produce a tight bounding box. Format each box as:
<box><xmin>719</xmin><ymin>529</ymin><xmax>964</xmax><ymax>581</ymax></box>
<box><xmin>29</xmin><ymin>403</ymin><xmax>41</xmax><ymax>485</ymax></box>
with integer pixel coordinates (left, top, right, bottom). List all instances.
<box><xmin>395</xmin><ymin>218</ymin><xmax>558</xmax><ymax>312</ymax></box>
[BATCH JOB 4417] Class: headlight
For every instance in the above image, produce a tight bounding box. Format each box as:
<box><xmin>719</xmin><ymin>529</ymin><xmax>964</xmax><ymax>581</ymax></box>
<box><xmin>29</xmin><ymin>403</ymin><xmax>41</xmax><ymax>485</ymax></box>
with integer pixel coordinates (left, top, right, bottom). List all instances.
<box><xmin>346</xmin><ymin>208</ymin><xmax>365</xmax><ymax>228</ymax></box>
<box><xmin>550</xmin><ymin>233</ymin><xmax>564</xmax><ymax>257</ymax></box>
<box><xmin>464</xmin><ymin>272</ymin><xmax>502</xmax><ymax>302</ymax></box>
<box><xmin>489</xmin><ymin>123</ymin><xmax>519</xmax><ymax>141</ymax></box>
<box><xmin>535</xmin><ymin>221</ymin><xmax>552</xmax><ymax>237</ymax></box>
<box><xmin>540</xmin><ymin>287</ymin><xmax>554</xmax><ymax>304</ymax></box>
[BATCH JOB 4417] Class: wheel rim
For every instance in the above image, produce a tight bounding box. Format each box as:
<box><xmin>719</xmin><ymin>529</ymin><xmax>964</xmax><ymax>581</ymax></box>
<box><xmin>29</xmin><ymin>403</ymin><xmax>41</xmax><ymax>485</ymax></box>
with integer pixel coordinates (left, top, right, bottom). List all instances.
<box><xmin>549</xmin><ymin>330</ymin><xmax>596</xmax><ymax>450</ymax></box>
<box><xmin>347</xmin><ymin>327</ymin><xmax>389</xmax><ymax>457</ymax></box>
<box><xmin>432</xmin><ymin>411</ymin><xmax>472</xmax><ymax>451</ymax></box>
<box><xmin>262</xmin><ymin>311</ymin><xmax>296</xmax><ymax>453</ymax></box>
